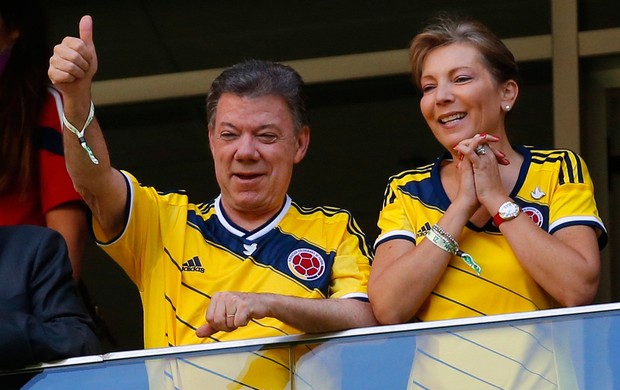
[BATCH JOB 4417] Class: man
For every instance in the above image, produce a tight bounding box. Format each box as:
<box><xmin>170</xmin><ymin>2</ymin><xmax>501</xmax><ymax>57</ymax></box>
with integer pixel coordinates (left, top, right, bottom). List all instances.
<box><xmin>49</xmin><ymin>15</ymin><xmax>377</xmax><ymax>388</ymax></box>
<box><xmin>0</xmin><ymin>225</ymin><xmax>100</xmax><ymax>369</ymax></box>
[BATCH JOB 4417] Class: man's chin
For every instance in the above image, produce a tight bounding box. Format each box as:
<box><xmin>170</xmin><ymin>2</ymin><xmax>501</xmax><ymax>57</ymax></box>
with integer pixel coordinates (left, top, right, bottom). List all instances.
<box><xmin>228</xmin><ymin>192</ymin><xmax>284</xmax><ymax>212</ymax></box>
<box><xmin>227</xmin><ymin>192</ymin><xmax>266</xmax><ymax>210</ymax></box>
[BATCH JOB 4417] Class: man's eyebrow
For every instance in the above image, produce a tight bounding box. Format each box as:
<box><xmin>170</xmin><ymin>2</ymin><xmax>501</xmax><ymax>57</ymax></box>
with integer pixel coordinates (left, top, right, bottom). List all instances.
<box><xmin>256</xmin><ymin>124</ymin><xmax>281</xmax><ymax>131</ymax></box>
<box><xmin>218</xmin><ymin>121</ymin><xmax>237</xmax><ymax>129</ymax></box>
<box><xmin>217</xmin><ymin>122</ymin><xmax>282</xmax><ymax>131</ymax></box>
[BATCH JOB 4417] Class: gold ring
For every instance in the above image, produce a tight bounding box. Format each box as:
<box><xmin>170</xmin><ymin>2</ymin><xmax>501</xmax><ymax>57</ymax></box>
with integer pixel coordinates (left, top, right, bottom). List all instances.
<box><xmin>226</xmin><ymin>314</ymin><xmax>235</xmax><ymax>318</ymax></box>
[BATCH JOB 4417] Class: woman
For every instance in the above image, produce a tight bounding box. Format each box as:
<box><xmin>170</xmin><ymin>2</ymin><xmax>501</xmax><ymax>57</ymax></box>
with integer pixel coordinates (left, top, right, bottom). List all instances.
<box><xmin>368</xmin><ymin>14</ymin><xmax>607</xmax><ymax>388</ymax></box>
<box><xmin>0</xmin><ymin>1</ymin><xmax>87</xmax><ymax>280</ymax></box>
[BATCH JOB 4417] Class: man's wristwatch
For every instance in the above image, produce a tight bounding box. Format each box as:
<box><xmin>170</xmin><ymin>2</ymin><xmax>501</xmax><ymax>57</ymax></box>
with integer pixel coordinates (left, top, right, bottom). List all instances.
<box><xmin>493</xmin><ymin>201</ymin><xmax>520</xmax><ymax>227</ymax></box>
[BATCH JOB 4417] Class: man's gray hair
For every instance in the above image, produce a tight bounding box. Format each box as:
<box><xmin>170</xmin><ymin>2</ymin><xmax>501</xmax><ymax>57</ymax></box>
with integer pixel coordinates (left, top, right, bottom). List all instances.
<box><xmin>206</xmin><ymin>59</ymin><xmax>308</xmax><ymax>133</ymax></box>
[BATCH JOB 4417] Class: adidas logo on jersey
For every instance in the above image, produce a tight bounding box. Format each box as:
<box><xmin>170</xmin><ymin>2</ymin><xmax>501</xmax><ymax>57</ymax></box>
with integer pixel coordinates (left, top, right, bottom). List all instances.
<box><xmin>416</xmin><ymin>222</ymin><xmax>432</xmax><ymax>238</ymax></box>
<box><xmin>182</xmin><ymin>256</ymin><xmax>205</xmax><ymax>273</ymax></box>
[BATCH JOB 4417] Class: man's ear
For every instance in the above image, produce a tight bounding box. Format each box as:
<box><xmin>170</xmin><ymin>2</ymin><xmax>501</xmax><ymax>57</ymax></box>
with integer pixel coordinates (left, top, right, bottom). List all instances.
<box><xmin>294</xmin><ymin>126</ymin><xmax>310</xmax><ymax>164</ymax></box>
<box><xmin>207</xmin><ymin>126</ymin><xmax>215</xmax><ymax>155</ymax></box>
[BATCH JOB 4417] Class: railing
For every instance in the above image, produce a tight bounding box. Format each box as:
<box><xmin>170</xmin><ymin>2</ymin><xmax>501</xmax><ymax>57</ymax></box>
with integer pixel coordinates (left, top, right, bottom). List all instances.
<box><xmin>3</xmin><ymin>302</ymin><xmax>620</xmax><ymax>389</ymax></box>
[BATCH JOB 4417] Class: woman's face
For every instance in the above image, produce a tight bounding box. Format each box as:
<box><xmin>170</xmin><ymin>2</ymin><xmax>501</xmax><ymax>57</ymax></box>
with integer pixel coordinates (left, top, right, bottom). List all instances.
<box><xmin>419</xmin><ymin>42</ymin><xmax>509</xmax><ymax>151</ymax></box>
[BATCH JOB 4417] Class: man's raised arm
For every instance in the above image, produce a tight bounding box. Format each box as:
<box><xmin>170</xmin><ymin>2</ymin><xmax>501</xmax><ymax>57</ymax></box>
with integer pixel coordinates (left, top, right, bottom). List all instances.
<box><xmin>49</xmin><ymin>15</ymin><xmax>127</xmax><ymax>239</ymax></box>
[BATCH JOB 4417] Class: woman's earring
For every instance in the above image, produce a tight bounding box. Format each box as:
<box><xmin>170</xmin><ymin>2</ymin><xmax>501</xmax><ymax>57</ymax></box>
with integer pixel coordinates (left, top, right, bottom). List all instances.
<box><xmin>505</xmin><ymin>105</ymin><xmax>511</xmax><ymax>111</ymax></box>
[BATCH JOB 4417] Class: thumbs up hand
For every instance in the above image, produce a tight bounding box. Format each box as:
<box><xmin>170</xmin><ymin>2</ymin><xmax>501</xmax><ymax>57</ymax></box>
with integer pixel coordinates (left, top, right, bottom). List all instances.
<box><xmin>49</xmin><ymin>15</ymin><xmax>98</xmax><ymax>98</ymax></box>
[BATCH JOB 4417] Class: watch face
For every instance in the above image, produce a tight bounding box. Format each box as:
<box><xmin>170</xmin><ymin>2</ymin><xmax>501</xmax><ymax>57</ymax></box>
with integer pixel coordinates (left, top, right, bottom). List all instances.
<box><xmin>499</xmin><ymin>202</ymin><xmax>520</xmax><ymax>219</ymax></box>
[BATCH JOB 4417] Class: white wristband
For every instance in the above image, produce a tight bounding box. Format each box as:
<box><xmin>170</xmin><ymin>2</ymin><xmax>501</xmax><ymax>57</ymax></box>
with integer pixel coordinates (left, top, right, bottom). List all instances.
<box><xmin>426</xmin><ymin>226</ymin><xmax>482</xmax><ymax>275</ymax></box>
<box><xmin>62</xmin><ymin>101</ymin><xmax>99</xmax><ymax>165</ymax></box>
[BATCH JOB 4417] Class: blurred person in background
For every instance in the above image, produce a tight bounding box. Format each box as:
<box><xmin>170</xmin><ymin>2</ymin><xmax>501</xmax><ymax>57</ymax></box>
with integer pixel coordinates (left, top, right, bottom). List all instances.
<box><xmin>0</xmin><ymin>0</ymin><xmax>87</xmax><ymax>280</ymax></box>
<box><xmin>0</xmin><ymin>0</ymin><xmax>114</xmax><ymax>350</ymax></box>
<box><xmin>0</xmin><ymin>225</ymin><xmax>100</xmax><ymax>369</ymax></box>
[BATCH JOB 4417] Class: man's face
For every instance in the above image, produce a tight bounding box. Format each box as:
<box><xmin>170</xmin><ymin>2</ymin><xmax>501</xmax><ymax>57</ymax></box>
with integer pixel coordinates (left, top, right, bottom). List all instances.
<box><xmin>209</xmin><ymin>93</ymin><xmax>309</xmax><ymax>225</ymax></box>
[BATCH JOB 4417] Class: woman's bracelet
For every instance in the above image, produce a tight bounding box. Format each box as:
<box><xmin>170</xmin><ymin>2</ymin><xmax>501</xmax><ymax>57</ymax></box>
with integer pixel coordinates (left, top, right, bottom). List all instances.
<box><xmin>431</xmin><ymin>224</ymin><xmax>457</xmax><ymax>246</ymax></box>
<box><xmin>62</xmin><ymin>101</ymin><xmax>99</xmax><ymax>165</ymax></box>
<box><xmin>426</xmin><ymin>224</ymin><xmax>482</xmax><ymax>275</ymax></box>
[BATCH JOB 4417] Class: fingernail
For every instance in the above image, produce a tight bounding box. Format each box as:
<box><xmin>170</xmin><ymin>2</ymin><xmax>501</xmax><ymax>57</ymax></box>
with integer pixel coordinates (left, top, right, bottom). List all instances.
<box><xmin>459</xmin><ymin>154</ymin><xmax>464</xmax><ymax>161</ymax></box>
<box><xmin>480</xmin><ymin>132</ymin><xmax>487</xmax><ymax>137</ymax></box>
<box><xmin>453</xmin><ymin>144</ymin><xmax>459</xmax><ymax>149</ymax></box>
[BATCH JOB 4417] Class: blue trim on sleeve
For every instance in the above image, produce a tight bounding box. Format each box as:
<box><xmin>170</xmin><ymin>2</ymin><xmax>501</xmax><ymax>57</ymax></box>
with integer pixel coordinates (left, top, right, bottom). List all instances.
<box><xmin>549</xmin><ymin>220</ymin><xmax>608</xmax><ymax>250</ymax></box>
<box><xmin>374</xmin><ymin>234</ymin><xmax>416</xmax><ymax>250</ymax></box>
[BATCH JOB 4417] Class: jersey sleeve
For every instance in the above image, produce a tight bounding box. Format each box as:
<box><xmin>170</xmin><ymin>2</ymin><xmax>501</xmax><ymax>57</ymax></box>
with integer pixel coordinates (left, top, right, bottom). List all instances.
<box><xmin>93</xmin><ymin>171</ymin><xmax>178</xmax><ymax>289</ymax></box>
<box><xmin>375</xmin><ymin>177</ymin><xmax>417</xmax><ymax>249</ymax></box>
<box><xmin>37</xmin><ymin>88</ymin><xmax>83</xmax><ymax>213</ymax></box>
<box><xmin>328</xmin><ymin>213</ymin><xmax>372</xmax><ymax>301</ymax></box>
<box><xmin>548</xmin><ymin>152</ymin><xmax>607</xmax><ymax>248</ymax></box>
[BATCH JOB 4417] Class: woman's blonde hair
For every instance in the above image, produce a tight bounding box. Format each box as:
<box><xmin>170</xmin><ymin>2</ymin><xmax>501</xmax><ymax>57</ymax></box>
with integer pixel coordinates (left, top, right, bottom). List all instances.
<box><xmin>409</xmin><ymin>15</ymin><xmax>519</xmax><ymax>90</ymax></box>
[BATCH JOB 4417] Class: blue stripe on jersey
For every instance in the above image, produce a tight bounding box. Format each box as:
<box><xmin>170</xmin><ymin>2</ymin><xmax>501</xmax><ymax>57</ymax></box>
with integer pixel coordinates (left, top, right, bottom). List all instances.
<box><xmin>416</xmin><ymin>348</ymin><xmax>503</xmax><ymax>389</ymax></box>
<box><xmin>171</xmin><ymin>283</ymin><xmax>289</xmax><ymax>340</ymax></box>
<box><xmin>293</xmin><ymin>203</ymin><xmax>373</xmax><ymax>259</ymax></box>
<box><xmin>164</xmin><ymin>247</ymin><xmax>183</xmax><ymax>272</ymax></box>
<box><xmin>383</xmin><ymin>165</ymin><xmax>434</xmax><ymax>208</ymax></box>
<box><xmin>165</xmin><ymin>245</ymin><xmax>296</xmax><ymax>340</ymax></box>
<box><xmin>398</xmin><ymin>176</ymin><xmax>445</xmax><ymax>212</ymax></box>
<box><xmin>562</xmin><ymin>150</ymin><xmax>584</xmax><ymax>184</ymax></box>
<box><xmin>386</xmin><ymin>189</ymin><xmax>397</xmax><ymax>207</ymax></box>
<box><xmin>422</xmin><ymin>266</ymin><xmax>542</xmax><ymax>318</ymax></box>
<box><xmin>445</xmin><ymin>265</ymin><xmax>543</xmax><ymax>311</ymax></box>
<box><xmin>187</xmin><ymin>210</ymin><xmax>334</xmax><ymax>296</ymax></box>
<box><xmin>393</xmin><ymin>164</ymin><xmax>434</xmax><ymax>180</ymax></box>
<box><xmin>157</xmin><ymin>189</ymin><xmax>188</xmax><ymax>196</ymax></box>
<box><xmin>254</xmin><ymin>228</ymin><xmax>334</xmax><ymax>295</ymax></box>
<box><xmin>34</xmin><ymin>125</ymin><xmax>63</xmax><ymax>156</ymax></box>
<box><xmin>164</xmin><ymin>293</ymin><xmax>221</xmax><ymax>344</ymax></box>
<box><xmin>562</xmin><ymin>151</ymin><xmax>574</xmax><ymax>184</ymax></box>
<box><xmin>576</xmin><ymin>153</ymin><xmax>584</xmax><ymax>183</ymax></box>
<box><xmin>430</xmin><ymin>291</ymin><xmax>486</xmax><ymax>316</ymax></box>
<box><xmin>177</xmin><ymin>351</ymin><xmax>313</xmax><ymax>389</ymax></box>
<box><xmin>197</xmin><ymin>202</ymin><xmax>214</xmax><ymax>214</ymax></box>
<box><xmin>177</xmin><ymin>358</ymin><xmax>261</xmax><ymax>390</ymax></box>
<box><xmin>529</xmin><ymin>148</ymin><xmax>584</xmax><ymax>184</ymax></box>
<box><xmin>449</xmin><ymin>332</ymin><xmax>558</xmax><ymax>386</ymax></box>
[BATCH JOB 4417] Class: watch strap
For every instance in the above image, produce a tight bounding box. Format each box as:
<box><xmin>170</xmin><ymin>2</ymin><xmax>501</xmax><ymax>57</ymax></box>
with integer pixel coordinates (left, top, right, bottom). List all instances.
<box><xmin>493</xmin><ymin>212</ymin><xmax>507</xmax><ymax>227</ymax></box>
<box><xmin>493</xmin><ymin>201</ymin><xmax>520</xmax><ymax>227</ymax></box>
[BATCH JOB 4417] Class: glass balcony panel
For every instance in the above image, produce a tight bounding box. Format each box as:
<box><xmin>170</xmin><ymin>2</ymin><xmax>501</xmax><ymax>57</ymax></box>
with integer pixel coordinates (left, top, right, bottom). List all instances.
<box><xmin>3</xmin><ymin>303</ymin><xmax>620</xmax><ymax>389</ymax></box>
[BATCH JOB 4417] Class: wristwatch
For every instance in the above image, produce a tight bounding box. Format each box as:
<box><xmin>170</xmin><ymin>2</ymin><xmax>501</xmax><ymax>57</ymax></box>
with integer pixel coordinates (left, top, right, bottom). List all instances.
<box><xmin>493</xmin><ymin>201</ymin><xmax>520</xmax><ymax>227</ymax></box>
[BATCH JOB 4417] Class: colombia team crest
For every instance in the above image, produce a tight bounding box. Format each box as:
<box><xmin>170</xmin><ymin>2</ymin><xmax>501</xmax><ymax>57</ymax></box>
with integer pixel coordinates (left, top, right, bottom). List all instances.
<box><xmin>287</xmin><ymin>248</ymin><xmax>326</xmax><ymax>281</ymax></box>
<box><xmin>522</xmin><ymin>206</ymin><xmax>544</xmax><ymax>228</ymax></box>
